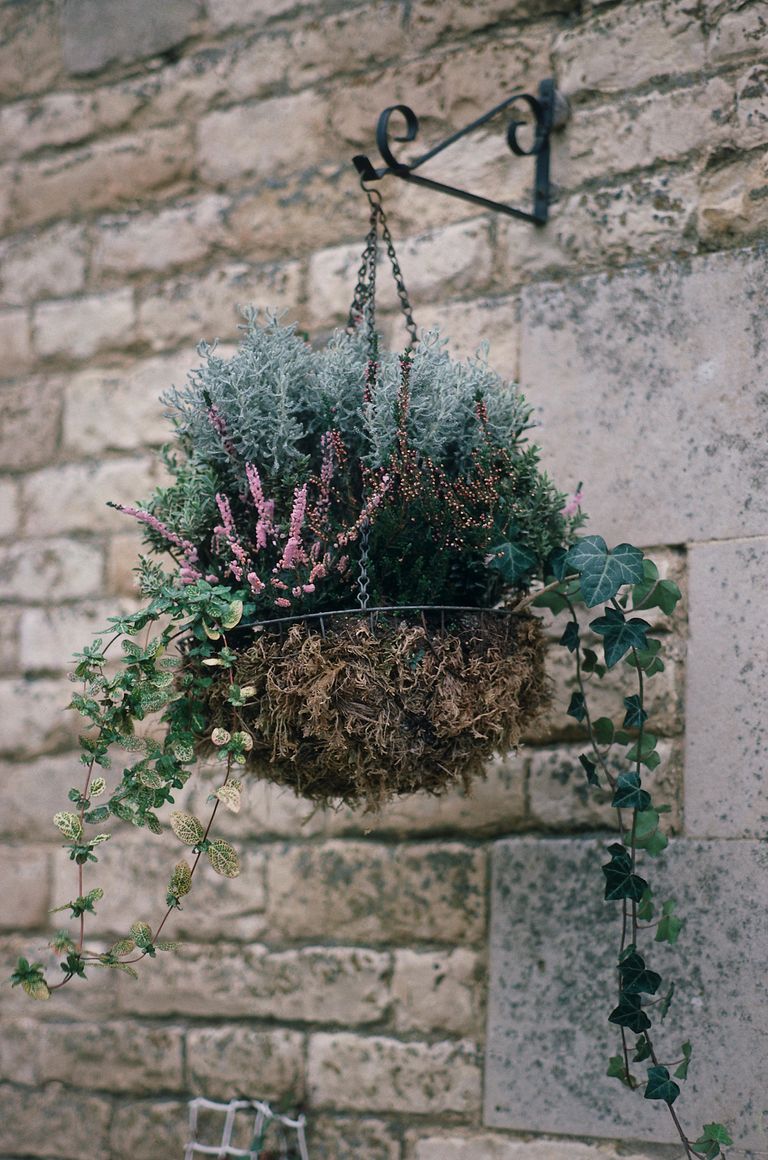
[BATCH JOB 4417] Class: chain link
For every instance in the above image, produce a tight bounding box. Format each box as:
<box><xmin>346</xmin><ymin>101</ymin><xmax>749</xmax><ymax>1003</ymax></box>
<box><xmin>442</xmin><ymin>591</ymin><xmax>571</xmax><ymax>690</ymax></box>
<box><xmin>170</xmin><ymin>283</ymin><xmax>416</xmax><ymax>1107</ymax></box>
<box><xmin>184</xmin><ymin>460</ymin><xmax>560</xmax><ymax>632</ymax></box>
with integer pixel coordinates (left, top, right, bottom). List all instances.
<box><xmin>356</xmin><ymin>519</ymin><xmax>371</xmax><ymax>611</ymax></box>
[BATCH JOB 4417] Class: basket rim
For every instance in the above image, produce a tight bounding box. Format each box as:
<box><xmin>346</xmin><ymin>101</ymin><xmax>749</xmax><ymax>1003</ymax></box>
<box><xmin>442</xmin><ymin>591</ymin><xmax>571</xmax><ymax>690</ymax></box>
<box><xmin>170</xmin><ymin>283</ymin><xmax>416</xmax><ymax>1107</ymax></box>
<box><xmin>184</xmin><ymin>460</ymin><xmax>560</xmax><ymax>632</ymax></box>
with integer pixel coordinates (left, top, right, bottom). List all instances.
<box><xmin>238</xmin><ymin>603</ymin><xmax>530</xmax><ymax>632</ymax></box>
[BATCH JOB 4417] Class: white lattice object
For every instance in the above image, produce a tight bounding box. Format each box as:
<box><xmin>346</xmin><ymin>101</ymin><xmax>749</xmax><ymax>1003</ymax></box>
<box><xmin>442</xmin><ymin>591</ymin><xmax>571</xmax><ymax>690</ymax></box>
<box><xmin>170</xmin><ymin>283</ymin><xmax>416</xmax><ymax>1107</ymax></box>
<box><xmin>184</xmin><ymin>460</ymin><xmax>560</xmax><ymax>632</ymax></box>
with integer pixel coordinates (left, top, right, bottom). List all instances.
<box><xmin>184</xmin><ymin>1097</ymin><xmax>309</xmax><ymax>1160</ymax></box>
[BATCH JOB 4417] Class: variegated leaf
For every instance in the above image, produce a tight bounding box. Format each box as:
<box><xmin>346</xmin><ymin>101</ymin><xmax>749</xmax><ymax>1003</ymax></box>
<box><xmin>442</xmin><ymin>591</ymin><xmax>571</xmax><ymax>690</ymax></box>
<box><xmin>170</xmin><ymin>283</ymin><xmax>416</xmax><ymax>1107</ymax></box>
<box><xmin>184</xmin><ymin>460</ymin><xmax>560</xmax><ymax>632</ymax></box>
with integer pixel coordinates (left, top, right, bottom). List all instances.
<box><xmin>170</xmin><ymin>861</ymin><xmax>192</xmax><ymax>898</ymax></box>
<box><xmin>22</xmin><ymin>976</ymin><xmax>51</xmax><ymax>1001</ymax></box>
<box><xmin>137</xmin><ymin>769</ymin><xmax>163</xmax><ymax>789</ymax></box>
<box><xmin>90</xmin><ymin>777</ymin><xmax>107</xmax><ymax>797</ymax></box>
<box><xmin>210</xmin><ymin>727</ymin><xmax>230</xmax><ymax>747</ymax></box>
<box><xmin>110</xmin><ymin>938</ymin><xmax>136</xmax><ymax>957</ymax></box>
<box><xmin>53</xmin><ymin>811</ymin><xmax>82</xmax><ymax>841</ymax></box>
<box><xmin>169</xmin><ymin>811</ymin><xmax>205</xmax><ymax>846</ymax></box>
<box><xmin>129</xmin><ymin>921</ymin><xmax>153</xmax><ymax>949</ymax></box>
<box><xmin>171</xmin><ymin>741</ymin><xmax>195</xmax><ymax>763</ymax></box>
<box><xmin>207</xmin><ymin>839</ymin><xmax>240</xmax><ymax>878</ymax></box>
<box><xmin>215</xmin><ymin>780</ymin><xmax>242</xmax><ymax>813</ymax></box>
<box><xmin>231</xmin><ymin>731</ymin><xmax>253</xmax><ymax>752</ymax></box>
<box><xmin>220</xmin><ymin>600</ymin><xmax>244</xmax><ymax>630</ymax></box>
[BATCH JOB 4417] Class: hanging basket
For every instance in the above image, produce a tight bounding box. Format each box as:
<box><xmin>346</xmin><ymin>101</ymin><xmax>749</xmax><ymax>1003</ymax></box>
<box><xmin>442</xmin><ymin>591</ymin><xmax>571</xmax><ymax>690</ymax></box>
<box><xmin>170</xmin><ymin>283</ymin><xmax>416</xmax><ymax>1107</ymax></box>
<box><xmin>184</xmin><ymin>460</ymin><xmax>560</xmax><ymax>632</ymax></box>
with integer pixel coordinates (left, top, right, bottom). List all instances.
<box><xmin>194</xmin><ymin>606</ymin><xmax>548</xmax><ymax>807</ymax></box>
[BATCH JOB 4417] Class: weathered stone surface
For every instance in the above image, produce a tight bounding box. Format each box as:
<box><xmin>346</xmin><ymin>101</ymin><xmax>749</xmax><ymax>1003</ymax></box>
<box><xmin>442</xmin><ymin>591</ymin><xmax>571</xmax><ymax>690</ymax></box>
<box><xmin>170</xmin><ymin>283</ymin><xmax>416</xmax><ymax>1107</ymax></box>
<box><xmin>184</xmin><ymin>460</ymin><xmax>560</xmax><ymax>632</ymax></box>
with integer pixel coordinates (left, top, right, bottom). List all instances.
<box><xmin>53</xmin><ymin>830</ymin><xmax>266</xmax><ymax>941</ymax></box>
<box><xmin>0</xmin><ymin>678</ymin><xmax>79</xmax><ymax>756</ymax></box>
<box><xmin>0</xmin><ymin>308</ymin><xmax>33</xmax><ymax>375</ymax></box>
<box><xmin>405</xmin><ymin>1134</ymin><xmax>663</xmax><ymax>1159</ymax></box>
<box><xmin>0</xmin><ymin>2</ymin><xmax>63</xmax><ymax>103</ymax></box>
<box><xmin>735</xmin><ymin>62</ymin><xmax>768</xmax><ymax>148</ymax></box>
<box><xmin>0</xmin><ymin>377</ymin><xmax>61</xmax><ymax>471</ymax></box>
<box><xmin>266</xmin><ymin>841</ymin><xmax>486</xmax><ymax>943</ymax></box>
<box><xmin>309</xmin><ymin>1033</ymin><xmax>482</xmax><ymax>1114</ymax></box>
<box><xmin>0</xmin><ymin>847</ymin><xmax>49</xmax><ymax>929</ymax></box>
<box><xmin>117</xmin><ymin>940</ymin><xmax>390</xmax><ymax>1022</ymax></box>
<box><xmin>60</xmin><ymin>0</ymin><xmax>203</xmax><ymax>75</ymax></box>
<box><xmin>11</xmin><ymin>128</ymin><xmax>193</xmax><ymax>230</ymax></box>
<box><xmin>63</xmin><ymin>351</ymin><xmax>192</xmax><ymax>454</ymax></box>
<box><xmin>23</xmin><ymin>457</ymin><xmax>169</xmax><ymax>536</ymax></box>
<box><xmin>206</xmin><ymin>0</ymin><xmax>297</xmax><ymax>30</ymax></box>
<box><xmin>105</xmin><ymin>530</ymin><xmax>144</xmax><ymax>596</ymax></box>
<box><xmin>0</xmin><ymin>1018</ymin><xmax>184</xmax><ymax>1093</ymax></box>
<box><xmin>709</xmin><ymin>2</ymin><xmax>768</xmax><ymax>64</ymax></box>
<box><xmin>91</xmin><ymin>195</ymin><xmax>229</xmax><ymax>276</ymax></box>
<box><xmin>137</xmin><ymin>261</ymin><xmax>303</xmax><ymax>350</ymax></box>
<box><xmin>519</xmin><ymin>246</ymin><xmax>768</xmax><ymax>545</ymax></box>
<box><xmin>197</xmin><ymin>91</ymin><xmax>329</xmax><ymax>184</ymax></box>
<box><xmin>33</xmin><ymin>289</ymin><xmax>135</xmax><ymax>361</ymax></box>
<box><xmin>0</xmin><ymin>1083</ymin><xmax>111</xmax><ymax>1157</ymax></box>
<box><xmin>19</xmin><ymin>600</ymin><xmax>133</xmax><ymax>674</ymax></box>
<box><xmin>0</xmin><ymin>608</ymin><xmax>18</xmax><ymax>672</ymax></box>
<box><xmin>187</xmin><ymin>1027</ymin><xmax>305</xmax><ymax>1101</ymax></box>
<box><xmin>554</xmin><ymin>1</ymin><xmax>706</xmax><ymax>95</ymax></box>
<box><xmin>109</xmin><ymin>1100</ymin><xmax>188</xmax><ymax>1160</ymax></box>
<box><xmin>398</xmin><ymin>295</ymin><xmax>520</xmax><ymax>379</ymax></box>
<box><xmin>391</xmin><ymin>948</ymin><xmax>484</xmax><ymax>1036</ymax></box>
<box><xmin>698</xmin><ymin>150</ymin><xmax>768</xmax><ymax>243</ymax></box>
<box><xmin>0</xmin><ymin>88</ymin><xmax>141</xmax><ymax>160</ymax></box>
<box><xmin>685</xmin><ymin>538</ymin><xmax>768</xmax><ymax>837</ymax></box>
<box><xmin>0</xmin><ymin>754</ymin><xmax>83</xmax><ymax>840</ymax></box>
<box><xmin>308</xmin><ymin>218</ymin><xmax>492</xmax><ymax>326</ymax></box>
<box><xmin>0</xmin><ymin>480</ymin><xmax>19</xmax><ymax>537</ymax></box>
<box><xmin>485</xmin><ymin>838</ymin><xmax>768</xmax><ymax>1146</ymax></box>
<box><xmin>0</xmin><ymin>539</ymin><xmax>103</xmax><ymax>602</ymax></box>
<box><xmin>0</xmin><ymin>223</ymin><xmax>87</xmax><ymax>308</ymax></box>
<box><xmin>310</xmin><ymin>1115</ymin><xmax>402</xmax><ymax>1160</ymax></box>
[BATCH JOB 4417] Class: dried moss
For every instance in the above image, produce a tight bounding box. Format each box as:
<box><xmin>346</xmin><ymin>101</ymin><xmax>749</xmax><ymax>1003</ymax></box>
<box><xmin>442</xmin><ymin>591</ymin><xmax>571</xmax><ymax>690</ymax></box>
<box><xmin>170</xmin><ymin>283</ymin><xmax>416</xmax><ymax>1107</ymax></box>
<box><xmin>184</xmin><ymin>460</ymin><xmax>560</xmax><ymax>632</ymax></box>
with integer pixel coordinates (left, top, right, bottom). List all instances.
<box><xmin>198</xmin><ymin>611</ymin><xmax>549</xmax><ymax>808</ymax></box>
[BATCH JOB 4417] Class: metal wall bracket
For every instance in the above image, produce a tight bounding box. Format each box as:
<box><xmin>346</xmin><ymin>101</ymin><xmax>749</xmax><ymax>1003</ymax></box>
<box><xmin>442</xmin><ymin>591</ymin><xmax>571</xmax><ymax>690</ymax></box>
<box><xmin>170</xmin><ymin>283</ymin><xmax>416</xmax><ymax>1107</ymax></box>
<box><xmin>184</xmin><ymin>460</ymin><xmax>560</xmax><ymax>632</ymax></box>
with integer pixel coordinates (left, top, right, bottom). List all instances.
<box><xmin>352</xmin><ymin>79</ymin><xmax>569</xmax><ymax>226</ymax></box>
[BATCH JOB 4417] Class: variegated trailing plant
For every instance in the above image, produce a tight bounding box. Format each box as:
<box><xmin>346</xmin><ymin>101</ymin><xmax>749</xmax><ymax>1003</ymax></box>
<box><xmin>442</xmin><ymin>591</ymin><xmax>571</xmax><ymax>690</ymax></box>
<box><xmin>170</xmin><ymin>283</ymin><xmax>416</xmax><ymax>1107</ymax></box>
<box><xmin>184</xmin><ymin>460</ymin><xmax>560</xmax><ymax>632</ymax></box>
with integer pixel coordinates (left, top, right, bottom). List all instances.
<box><xmin>8</xmin><ymin>315</ymin><xmax>731</xmax><ymax>1157</ymax></box>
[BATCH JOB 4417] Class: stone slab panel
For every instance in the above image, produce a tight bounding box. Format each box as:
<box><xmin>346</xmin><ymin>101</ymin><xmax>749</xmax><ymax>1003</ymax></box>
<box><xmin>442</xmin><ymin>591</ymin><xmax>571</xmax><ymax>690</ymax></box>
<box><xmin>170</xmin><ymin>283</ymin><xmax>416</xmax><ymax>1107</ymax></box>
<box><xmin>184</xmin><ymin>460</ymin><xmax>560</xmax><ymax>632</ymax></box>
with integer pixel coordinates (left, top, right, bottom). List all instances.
<box><xmin>0</xmin><ymin>223</ymin><xmax>86</xmax><ymax>308</ymax></box>
<box><xmin>23</xmin><ymin>457</ymin><xmax>169</xmax><ymax>536</ymax></box>
<box><xmin>0</xmin><ymin>1083</ymin><xmax>111</xmax><ymax>1158</ymax></box>
<box><xmin>391</xmin><ymin>947</ymin><xmax>484</xmax><ymax>1037</ymax></box>
<box><xmin>485</xmin><ymin>837</ymin><xmax>768</xmax><ymax>1148</ymax></box>
<box><xmin>519</xmin><ymin>246</ymin><xmax>768</xmax><ymax>546</ymax></box>
<box><xmin>0</xmin><ymin>678</ymin><xmax>79</xmax><ymax>757</ymax></box>
<box><xmin>0</xmin><ymin>754</ymin><xmax>83</xmax><ymax>841</ymax></box>
<box><xmin>0</xmin><ymin>847</ymin><xmax>50</xmax><ymax>929</ymax></box>
<box><xmin>0</xmin><ymin>378</ymin><xmax>62</xmax><ymax>472</ymax></box>
<box><xmin>310</xmin><ymin>1115</ymin><xmax>401</xmax><ymax>1160</ymax></box>
<box><xmin>109</xmin><ymin>1100</ymin><xmax>188</xmax><ymax>1160</ymax></box>
<box><xmin>405</xmin><ymin>1134</ymin><xmax>661</xmax><ymax>1160</ymax></box>
<box><xmin>685</xmin><ymin>538</ymin><xmax>768</xmax><ymax>836</ymax></box>
<box><xmin>60</xmin><ymin>0</ymin><xmax>202</xmax><ymax>75</ymax></box>
<box><xmin>0</xmin><ymin>539</ymin><xmax>102</xmax><ymax>603</ymax></box>
<box><xmin>187</xmin><ymin>1027</ymin><xmax>305</xmax><ymax>1101</ymax></box>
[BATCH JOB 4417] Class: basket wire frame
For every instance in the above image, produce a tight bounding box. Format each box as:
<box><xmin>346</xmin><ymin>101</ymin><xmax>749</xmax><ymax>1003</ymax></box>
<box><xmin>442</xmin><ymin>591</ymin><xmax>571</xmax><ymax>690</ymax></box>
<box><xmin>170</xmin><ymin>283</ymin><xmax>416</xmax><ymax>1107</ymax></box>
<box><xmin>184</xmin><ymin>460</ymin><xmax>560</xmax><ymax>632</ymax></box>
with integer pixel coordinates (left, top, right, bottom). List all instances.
<box><xmin>184</xmin><ymin>1098</ymin><xmax>309</xmax><ymax>1160</ymax></box>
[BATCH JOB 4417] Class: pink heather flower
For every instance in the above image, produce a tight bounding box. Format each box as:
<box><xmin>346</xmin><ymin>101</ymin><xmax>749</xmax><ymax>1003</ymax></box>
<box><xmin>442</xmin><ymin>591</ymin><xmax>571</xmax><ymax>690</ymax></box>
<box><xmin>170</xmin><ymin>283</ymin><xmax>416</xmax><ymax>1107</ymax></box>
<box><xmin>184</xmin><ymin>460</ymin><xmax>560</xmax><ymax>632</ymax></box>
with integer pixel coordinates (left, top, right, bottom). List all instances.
<box><xmin>245</xmin><ymin>463</ymin><xmax>275</xmax><ymax>549</ymax></box>
<box><xmin>274</xmin><ymin>597</ymin><xmax>291</xmax><ymax>608</ymax></box>
<box><xmin>207</xmin><ymin>404</ymin><xmax>238</xmax><ymax>459</ymax></box>
<box><xmin>302</xmin><ymin>583</ymin><xmax>315</xmax><ymax>594</ymax></box>
<box><xmin>292</xmin><ymin>586</ymin><xmax>302</xmax><ymax>598</ymax></box>
<box><xmin>205</xmin><ymin>573</ymin><xmax>219</xmax><ymax>584</ymax></box>
<box><xmin>247</xmin><ymin>571</ymin><xmax>265</xmax><ymax>595</ymax></box>
<box><xmin>336</xmin><ymin>555</ymin><xmax>349</xmax><ymax>573</ymax></box>
<box><xmin>112</xmin><ymin>504</ymin><xmax>198</xmax><ymax>560</ymax></box>
<box><xmin>561</xmin><ymin>488</ymin><xmax>584</xmax><ymax>517</ymax></box>
<box><xmin>270</xmin><ymin>577</ymin><xmax>288</xmax><ymax>590</ymax></box>
<box><xmin>215</xmin><ymin>493</ymin><xmax>251</xmax><ymax>581</ymax></box>
<box><xmin>309</xmin><ymin>562</ymin><xmax>327</xmax><ymax>583</ymax></box>
<box><xmin>277</xmin><ymin>484</ymin><xmax>309</xmax><ymax>571</ymax></box>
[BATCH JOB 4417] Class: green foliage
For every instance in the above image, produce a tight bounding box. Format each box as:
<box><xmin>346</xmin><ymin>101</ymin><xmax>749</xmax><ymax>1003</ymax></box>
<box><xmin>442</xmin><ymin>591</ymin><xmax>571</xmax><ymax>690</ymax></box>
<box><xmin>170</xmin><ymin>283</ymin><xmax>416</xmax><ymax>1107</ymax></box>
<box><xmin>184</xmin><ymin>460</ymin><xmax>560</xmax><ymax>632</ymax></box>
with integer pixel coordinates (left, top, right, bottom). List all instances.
<box><xmin>645</xmin><ymin>1065</ymin><xmax>680</xmax><ymax>1105</ymax></box>
<box><xmin>565</xmin><ymin>536</ymin><xmax>644</xmax><ymax>607</ymax></box>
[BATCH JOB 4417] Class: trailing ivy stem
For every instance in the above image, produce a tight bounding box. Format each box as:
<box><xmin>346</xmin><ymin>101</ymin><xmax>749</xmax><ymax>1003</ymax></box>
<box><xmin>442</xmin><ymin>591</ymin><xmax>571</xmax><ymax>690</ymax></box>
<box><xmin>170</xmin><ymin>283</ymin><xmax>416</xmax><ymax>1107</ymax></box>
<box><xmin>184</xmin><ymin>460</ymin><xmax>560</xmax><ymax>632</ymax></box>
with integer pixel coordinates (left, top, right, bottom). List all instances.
<box><xmin>563</xmin><ymin>596</ymin><xmax>618</xmax><ymax>791</ymax></box>
<box><xmin>511</xmin><ymin>573</ymin><xmax>579</xmax><ymax>613</ymax></box>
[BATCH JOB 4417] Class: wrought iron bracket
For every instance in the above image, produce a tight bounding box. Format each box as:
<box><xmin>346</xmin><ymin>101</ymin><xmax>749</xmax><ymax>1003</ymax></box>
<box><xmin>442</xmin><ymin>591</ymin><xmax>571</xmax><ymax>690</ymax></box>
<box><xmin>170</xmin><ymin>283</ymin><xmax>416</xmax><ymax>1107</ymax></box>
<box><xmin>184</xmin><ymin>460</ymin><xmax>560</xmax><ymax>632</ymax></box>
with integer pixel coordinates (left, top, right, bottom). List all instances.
<box><xmin>352</xmin><ymin>79</ymin><xmax>569</xmax><ymax>226</ymax></box>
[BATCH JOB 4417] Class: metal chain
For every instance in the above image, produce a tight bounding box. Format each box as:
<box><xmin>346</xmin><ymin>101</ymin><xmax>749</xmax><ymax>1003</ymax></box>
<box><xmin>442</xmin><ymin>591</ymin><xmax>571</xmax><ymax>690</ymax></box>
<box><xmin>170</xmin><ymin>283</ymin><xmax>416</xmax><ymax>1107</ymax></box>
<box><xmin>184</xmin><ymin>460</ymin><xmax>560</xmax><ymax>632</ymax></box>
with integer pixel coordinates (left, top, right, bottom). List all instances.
<box><xmin>356</xmin><ymin>519</ymin><xmax>371</xmax><ymax>611</ymax></box>
<box><xmin>379</xmin><ymin>207</ymin><xmax>418</xmax><ymax>348</ymax></box>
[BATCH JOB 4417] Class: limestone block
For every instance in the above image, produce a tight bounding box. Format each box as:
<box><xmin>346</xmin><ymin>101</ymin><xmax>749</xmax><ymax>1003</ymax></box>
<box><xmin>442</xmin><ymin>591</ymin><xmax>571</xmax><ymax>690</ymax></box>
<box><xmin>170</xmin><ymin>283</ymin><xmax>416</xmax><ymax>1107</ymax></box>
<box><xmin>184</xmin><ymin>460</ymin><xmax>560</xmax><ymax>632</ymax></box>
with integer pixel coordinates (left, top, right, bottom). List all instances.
<box><xmin>405</xmin><ymin>1133</ymin><xmax>661</xmax><ymax>1159</ymax></box>
<box><xmin>0</xmin><ymin>932</ymin><xmax>119</xmax><ymax>1024</ymax></box>
<box><xmin>0</xmin><ymin>754</ymin><xmax>82</xmax><ymax>840</ymax></box>
<box><xmin>0</xmin><ymin>88</ymin><xmax>141</xmax><ymax>160</ymax></box>
<box><xmin>23</xmin><ymin>456</ymin><xmax>169</xmax><ymax>536</ymax></box>
<box><xmin>206</xmin><ymin>0</ymin><xmax>296</xmax><ymax>30</ymax></box>
<box><xmin>109</xmin><ymin>1100</ymin><xmax>188</xmax><ymax>1160</ymax></box>
<box><xmin>266</xmin><ymin>841</ymin><xmax>486</xmax><ymax>943</ymax></box>
<box><xmin>553</xmin><ymin>78</ymin><xmax>734</xmax><ymax>190</ymax></box>
<box><xmin>33</xmin><ymin>289</ymin><xmax>135</xmax><ymax>361</ymax></box>
<box><xmin>0</xmin><ymin>2</ymin><xmax>63</xmax><ymax>102</ymax></box>
<box><xmin>528</xmin><ymin>741</ymin><xmax>681</xmax><ymax>833</ymax></box>
<box><xmin>391</xmin><ymin>947</ymin><xmax>484</xmax><ymax>1036</ymax></box>
<box><xmin>401</xmin><ymin>296</ymin><xmax>521</xmax><ymax>380</ymax></box>
<box><xmin>0</xmin><ymin>847</ymin><xmax>49</xmax><ymax>929</ymax></box>
<box><xmin>0</xmin><ymin>377</ymin><xmax>61</xmax><ymax>472</ymax></box>
<box><xmin>309</xmin><ymin>1033</ymin><xmax>482</xmax><ymax>1114</ymax></box>
<box><xmin>60</xmin><ymin>0</ymin><xmax>203</xmax><ymax>75</ymax></box>
<box><xmin>187</xmin><ymin>1027</ymin><xmax>305</xmax><ymax>1101</ymax></box>
<box><xmin>106</xmin><ymin>530</ymin><xmax>145</xmax><ymax>596</ymax></box>
<box><xmin>708</xmin><ymin>2</ymin><xmax>768</xmax><ymax>63</ymax></box>
<box><xmin>0</xmin><ymin>539</ymin><xmax>103</xmax><ymax>602</ymax></box>
<box><xmin>91</xmin><ymin>196</ymin><xmax>230</xmax><ymax>276</ymax></box>
<box><xmin>735</xmin><ymin>62</ymin><xmax>768</xmax><ymax>148</ymax></box>
<box><xmin>685</xmin><ymin>539</ymin><xmax>768</xmax><ymax>837</ymax></box>
<box><xmin>698</xmin><ymin>150</ymin><xmax>768</xmax><ymax>243</ymax></box>
<box><xmin>0</xmin><ymin>1083</ymin><xmax>111</xmax><ymax>1157</ymax></box>
<box><xmin>188</xmin><ymin>751</ymin><xmax>526</xmax><ymax>841</ymax></box>
<box><xmin>0</xmin><ymin>223</ymin><xmax>87</xmax><ymax>308</ymax></box>
<box><xmin>137</xmin><ymin>261</ymin><xmax>303</xmax><ymax>351</ymax></box>
<box><xmin>0</xmin><ymin>678</ymin><xmax>79</xmax><ymax>757</ymax></box>
<box><xmin>0</xmin><ymin>1018</ymin><xmax>184</xmax><ymax>1093</ymax></box>
<box><xmin>485</xmin><ymin>837</ymin><xmax>768</xmax><ymax>1148</ymax></box>
<box><xmin>519</xmin><ymin>246</ymin><xmax>768</xmax><ymax>545</ymax></box>
<box><xmin>308</xmin><ymin>218</ymin><xmax>492</xmax><ymax>327</ymax></box>
<box><xmin>197</xmin><ymin>91</ymin><xmax>329</xmax><ymax>184</ymax></box>
<box><xmin>0</xmin><ymin>308</ymin><xmax>33</xmax><ymax>375</ymax></box>
<box><xmin>0</xmin><ymin>479</ymin><xmax>19</xmax><ymax>537</ymax></box>
<box><xmin>52</xmin><ymin>830</ymin><xmax>267</xmax><ymax>942</ymax></box>
<box><xmin>11</xmin><ymin>127</ymin><xmax>193</xmax><ymax>230</ymax></box>
<box><xmin>19</xmin><ymin>600</ymin><xmax>134</xmax><ymax>674</ymax></box>
<box><xmin>63</xmin><ymin>351</ymin><xmax>193</xmax><ymax>454</ymax></box>
<box><xmin>0</xmin><ymin>608</ymin><xmax>18</xmax><ymax>671</ymax></box>
<box><xmin>553</xmin><ymin>1</ymin><xmax>706</xmax><ymax>95</ymax></box>
<box><xmin>116</xmin><ymin>940</ymin><xmax>390</xmax><ymax>1023</ymax></box>
<box><xmin>310</xmin><ymin>1116</ymin><xmax>402</xmax><ymax>1160</ymax></box>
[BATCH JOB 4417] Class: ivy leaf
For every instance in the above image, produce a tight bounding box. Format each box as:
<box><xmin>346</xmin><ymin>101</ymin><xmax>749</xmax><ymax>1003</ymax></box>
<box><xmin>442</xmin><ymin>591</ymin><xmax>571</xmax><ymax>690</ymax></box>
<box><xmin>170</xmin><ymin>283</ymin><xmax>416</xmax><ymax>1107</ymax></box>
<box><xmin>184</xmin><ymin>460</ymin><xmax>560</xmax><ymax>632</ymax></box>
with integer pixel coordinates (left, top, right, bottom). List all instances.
<box><xmin>632</xmin><ymin>562</ymin><xmax>682</xmax><ymax>615</ymax></box>
<box><xmin>559</xmin><ymin>621</ymin><xmax>580</xmax><ymax>652</ymax></box>
<box><xmin>169</xmin><ymin>811</ymin><xmax>205</xmax><ymax>846</ymax></box>
<box><xmin>623</xmin><ymin>695</ymin><xmax>648</xmax><ymax>729</ymax></box>
<box><xmin>626</xmin><ymin>732</ymin><xmax>659</xmax><ymax>769</ymax></box>
<box><xmin>626</xmin><ymin>810</ymin><xmax>669</xmax><ymax>857</ymax></box>
<box><xmin>581</xmin><ymin>648</ymin><xmax>605</xmax><ymax>677</ymax></box>
<box><xmin>579</xmin><ymin>754</ymin><xmax>600</xmax><ymax>787</ymax></box>
<box><xmin>608</xmin><ymin>993</ymin><xmax>651</xmax><ymax>1034</ymax></box>
<box><xmin>659</xmin><ymin>982</ymin><xmax>675</xmax><ymax>1020</ymax></box>
<box><xmin>656</xmin><ymin>900</ymin><xmax>684</xmax><ymax>945</ymax></box>
<box><xmin>637</xmin><ymin>886</ymin><xmax>654</xmax><ymax>922</ymax></box>
<box><xmin>693</xmin><ymin>1123</ymin><xmax>733</xmax><ymax>1157</ymax></box>
<box><xmin>547</xmin><ymin>546</ymin><xmax>570</xmax><ymax>581</ymax></box>
<box><xmin>625</xmin><ymin>638</ymin><xmax>664</xmax><ymax>676</ymax></box>
<box><xmin>603</xmin><ymin>844</ymin><xmax>648</xmax><ymax>903</ymax></box>
<box><xmin>612</xmin><ymin>772</ymin><xmax>652</xmax><ymax>812</ymax></box>
<box><xmin>53</xmin><ymin>811</ymin><xmax>83</xmax><ymax>841</ymax></box>
<box><xmin>207</xmin><ymin>839</ymin><xmax>240</xmax><ymax>878</ymax></box>
<box><xmin>567</xmin><ymin>692</ymin><xmax>587</xmax><ymax>723</ymax></box>
<box><xmin>644</xmin><ymin>1065</ymin><xmax>680</xmax><ymax>1105</ymax></box>
<box><xmin>619</xmin><ymin>950</ymin><xmax>662</xmax><ymax>995</ymax></box>
<box><xmin>592</xmin><ymin>717</ymin><xmax>614</xmax><ymax>745</ymax></box>
<box><xmin>590</xmin><ymin>608</ymin><xmax>651</xmax><ymax>669</ymax></box>
<box><xmin>674</xmin><ymin>1041</ymin><xmax>692</xmax><ymax>1080</ymax></box>
<box><xmin>633</xmin><ymin>1034</ymin><xmax>652</xmax><ymax>1062</ymax></box>
<box><xmin>487</xmin><ymin>541</ymin><xmax>538</xmax><ymax>586</ymax></box>
<box><xmin>607</xmin><ymin>1055</ymin><xmax>637</xmax><ymax>1088</ymax></box>
<box><xmin>565</xmin><ymin>536</ymin><xmax>645</xmax><ymax>607</ymax></box>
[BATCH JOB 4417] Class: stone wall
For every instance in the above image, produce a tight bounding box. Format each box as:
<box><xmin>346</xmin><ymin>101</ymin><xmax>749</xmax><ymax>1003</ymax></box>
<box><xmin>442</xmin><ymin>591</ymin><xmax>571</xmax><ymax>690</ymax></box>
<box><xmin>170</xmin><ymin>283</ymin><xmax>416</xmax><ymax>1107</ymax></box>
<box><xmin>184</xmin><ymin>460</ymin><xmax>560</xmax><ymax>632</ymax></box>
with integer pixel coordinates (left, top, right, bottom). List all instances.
<box><xmin>0</xmin><ymin>1</ymin><xmax>766</xmax><ymax>1157</ymax></box>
